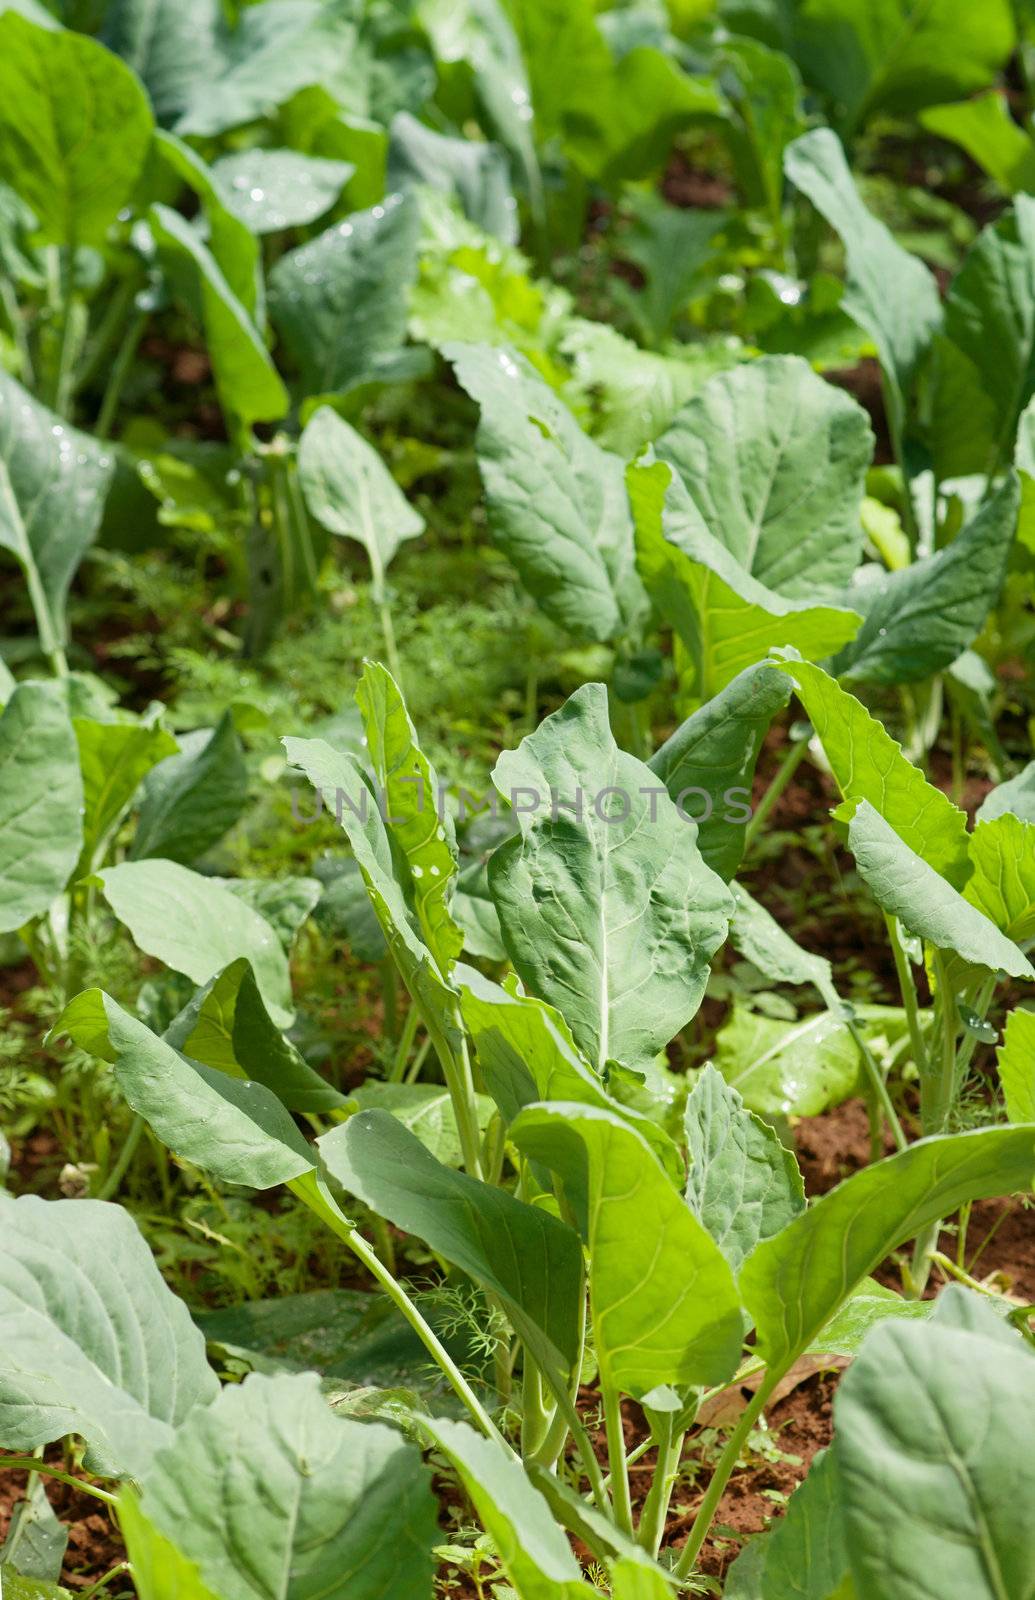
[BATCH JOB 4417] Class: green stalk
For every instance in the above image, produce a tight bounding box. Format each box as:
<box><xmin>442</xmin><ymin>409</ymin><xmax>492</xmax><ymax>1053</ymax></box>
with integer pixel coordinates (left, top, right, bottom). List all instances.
<box><xmin>95</xmin><ymin>1112</ymin><xmax>145</xmax><ymax>1201</ymax></box>
<box><xmin>636</xmin><ymin>1413</ymin><xmax>686</xmax><ymax>1558</ymax></box>
<box><xmin>539</xmin><ymin>1368</ymin><xmax>610</xmax><ymax>1516</ymax></box>
<box><xmin>388</xmin><ymin>1000</ymin><xmax>420</xmax><ymax>1081</ymax></box>
<box><xmin>95</xmin><ymin>309</ymin><xmax>147</xmax><ymax>440</ymax></box>
<box><xmin>75</xmin><ymin>275</ymin><xmax>138</xmax><ymax>395</ymax></box>
<box><xmin>672</xmin><ymin>1371</ymin><xmax>779</xmax><ymax>1581</ymax></box>
<box><xmin>884</xmin><ymin>913</ymin><xmax>928</xmax><ymax>1081</ymax></box>
<box><xmin>0</xmin><ymin>274</ymin><xmax>33</xmax><ymax>385</ymax></box>
<box><xmin>602</xmin><ymin>1386</ymin><xmax>633</xmax><ymax>1535</ymax></box>
<box><xmin>0</xmin><ymin>1458</ymin><xmax>117</xmax><ymax>1507</ymax></box>
<box><xmin>519</xmin><ymin>1353</ymin><xmax>554</xmax><ymax>1459</ymax></box>
<box><xmin>430</xmin><ymin>1019</ymin><xmax>485</xmax><ymax>1179</ymax></box>
<box><xmin>743</xmin><ymin>735</ymin><xmax>809</xmax><ymax>852</ymax></box>
<box><xmin>292</xmin><ymin>1172</ymin><xmax>511</xmax><ymax>1453</ymax></box>
<box><xmin>910</xmin><ymin>949</ymin><xmax>959</xmax><ymax>1292</ymax></box>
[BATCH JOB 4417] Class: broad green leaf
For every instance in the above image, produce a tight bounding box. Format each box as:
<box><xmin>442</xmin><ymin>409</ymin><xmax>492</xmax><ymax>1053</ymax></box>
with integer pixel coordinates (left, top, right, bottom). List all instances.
<box><xmin>283</xmin><ymin>738</ymin><xmax>460</xmax><ymax>1040</ymax></box>
<box><xmin>422</xmin><ymin>1418</ymin><xmax>595</xmax><ymax>1600</ymax></box>
<box><xmin>163</xmin><ymin>957</ymin><xmax>346</xmax><ymax>1114</ymax></box>
<box><xmin>832</xmin><ymin>474</ymin><xmax>1020</xmax><ymax>684</ymax></box>
<box><xmin>834</xmin><ymin>1291</ymin><xmax>1035</xmax><ymax>1600</ymax></box>
<box><xmin>74</xmin><ymin>718</ymin><xmax>178</xmax><ymax>876</ymax></box>
<box><xmin>511</xmin><ymin>1103</ymin><xmax>744</xmax><ymax>1395</ymax></box>
<box><xmin>297</xmin><ymin>408</ymin><xmax>424</xmax><ymax>593</ymax></box>
<box><xmin>490</xmin><ymin>682</ymin><xmax>733</xmax><ymax>1073</ymax></box>
<box><xmin>807</xmin><ymin>1278</ymin><xmax>932</xmax><ymax>1357</ymax></box>
<box><xmin>0</xmin><ymin>1473</ymin><xmax>67</xmax><ymax>1583</ymax></box>
<box><xmin>137</xmin><ymin>1372</ymin><xmax>437</xmax><ymax>1600</ymax></box>
<box><xmin>0</xmin><ymin>14</ymin><xmax>154</xmax><ymax>246</ymax></box>
<box><xmin>978</xmin><ymin>759</ymin><xmax>1035</xmax><ymax>824</ymax></box>
<box><xmin>757</xmin><ymin>1449</ymin><xmax>850</xmax><ymax>1599</ymax></box>
<box><xmin>218</xmin><ymin>876</ymin><xmax>320</xmax><ymax>953</ymax></box>
<box><xmin>149</xmin><ymin>203</ymin><xmax>288</xmax><ymax>427</ymax></box>
<box><xmin>920</xmin><ymin>93</ymin><xmax>1035</xmax><ymax>196</ymax></box>
<box><xmin>458</xmin><ymin>964</ymin><xmax>682</xmax><ymax>1180</ymax></box>
<box><xmin>345</xmin><ymin>1082</ymin><xmax>493</xmax><ymax>1167</ymax></box>
<box><xmin>561</xmin><ymin>44</ymin><xmax>721</xmax><ymax>187</ymax></box>
<box><xmin>684</xmin><ymin>1064</ymin><xmax>805</xmax><ymax>1273</ymax></box>
<box><xmin>609</xmin><ymin>1563</ymin><xmax>676</xmax><ymax>1600</ymax></box>
<box><xmin>965</xmin><ymin>815</ymin><xmax>1035</xmax><ymax>944</ymax></box>
<box><xmin>447</xmin><ymin>341</ymin><xmax>648</xmax><ymax>643</ymax></box>
<box><xmin>92</xmin><ymin>860</ymin><xmax>294</xmax><ymax>1027</ymax></box>
<box><xmin>648</xmin><ymin>662</ymin><xmax>790</xmax><ymax>881</ymax></box>
<box><xmin>153</xmin><ymin>130</ymin><xmax>262</xmax><ymax>322</ymax></box>
<box><xmin>741</xmin><ymin>1125</ymin><xmax>1035</xmax><ymax>1369</ymax></box>
<box><xmin>129</xmin><ymin>711</ymin><xmax>249</xmax><ymax>866</ymax></box>
<box><xmin>560</xmin><ymin>318</ymin><xmax>735</xmax><ymax>456</ymax></box>
<box><xmin>388</xmin><ymin>110</ymin><xmax>516</xmax><ymax>242</ymax></box>
<box><xmin>784</xmin><ymin>130</ymin><xmax>941</xmax><ymax>438</ymax></box>
<box><xmin>944</xmin><ymin>198</ymin><xmax>1035</xmax><ymax>475</ymax></box>
<box><xmin>657</xmin><ymin>356</ymin><xmax>872</xmax><ymax>599</ymax></box>
<box><xmin>774</xmin><ymin>658</ymin><xmax>971</xmax><ymax>887</ymax></box>
<box><xmin>318</xmin><ymin>1109</ymin><xmax>582</xmax><ymax>1377</ymax></box>
<box><xmin>718</xmin><ymin>36</ymin><xmax>806</xmax><ymax>223</ymax></box>
<box><xmin>629</xmin><ymin>458</ymin><xmax>860</xmax><ymax>698</ymax></box>
<box><xmin>794</xmin><ymin>0</ymin><xmax>1015</xmax><ymax>131</ymax></box>
<box><xmin>356</xmin><ymin>661</ymin><xmax>460</xmax><ymax>975</ymax></box>
<box><xmin>269</xmin><ymin>195</ymin><xmax>420</xmax><ymax>398</ymax></box>
<box><xmin>54</xmin><ymin>988</ymin><xmax>315</xmax><ymax>1189</ymax></box>
<box><xmin>845</xmin><ymin>801</ymin><xmax>1034</xmax><ymax>979</ymax></box>
<box><xmin>715</xmin><ymin>1000</ymin><xmax>861</xmax><ymax>1119</ymax></box>
<box><xmin>0</xmin><ymin>682</ymin><xmax>82</xmax><ymax>934</ymax></box>
<box><xmin>0</xmin><ymin>1193</ymin><xmax>218</xmax><ymax>1478</ymax></box>
<box><xmin>101</xmin><ymin>0</ymin><xmax>223</xmax><ymax>126</ymax></box>
<box><xmin>118</xmin><ymin>1493</ymin><xmax>221</xmax><ymax>1600</ymax></box>
<box><xmin>729</xmin><ymin>883</ymin><xmax>832</xmax><ymax>995</ymax></box>
<box><xmin>997</xmin><ymin>1006</ymin><xmax>1035</xmax><ymax>1124</ymax></box>
<box><xmin>0</xmin><ymin>1578</ymin><xmax>71</xmax><ymax>1600</ymax></box>
<box><xmin>213</xmin><ymin>149</ymin><xmax>353</xmax><ymax>234</ymax></box>
<box><xmin>0</xmin><ymin>370</ymin><xmax>114</xmax><ymax>660</ymax></box>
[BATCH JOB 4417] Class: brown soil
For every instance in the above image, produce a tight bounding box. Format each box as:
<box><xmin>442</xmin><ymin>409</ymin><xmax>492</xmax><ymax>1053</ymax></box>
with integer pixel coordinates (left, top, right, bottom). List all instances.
<box><xmin>0</xmin><ymin>1458</ymin><xmax>131</xmax><ymax>1592</ymax></box>
<box><xmin>662</xmin><ymin>151</ymin><xmax>733</xmax><ymax>210</ymax></box>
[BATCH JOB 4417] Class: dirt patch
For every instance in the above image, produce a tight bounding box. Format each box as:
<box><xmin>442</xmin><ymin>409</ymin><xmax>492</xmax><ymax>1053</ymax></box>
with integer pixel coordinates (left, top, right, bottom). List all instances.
<box><xmin>794</xmin><ymin>1098</ymin><xmax>897</xmax><ymax>1196</ymax></box>
<box><xmin>0</xmin><ymin>1461</ymin><xmax>132</xmax><ymax>1593</ymax></box>
<box><xmin>662</xmin><ymin>152</ymin><xmax>733</xmax><ymax>210</ymax></box>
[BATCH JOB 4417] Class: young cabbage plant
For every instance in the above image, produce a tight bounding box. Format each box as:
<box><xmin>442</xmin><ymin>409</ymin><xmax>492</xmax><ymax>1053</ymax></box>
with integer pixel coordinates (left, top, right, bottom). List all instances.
<box><xmin>774</xmin><ymin>655</ymin><xmax>1035</xmax><ymax>1288</ymax></box>
<box><xmin>0</xmin><ymin>675</ymin><xmax>249</xmax><ymax>1001</ymax></box>
<box><xmin>47</xmin><ymin>662</ymin><xmax>1035</xmax><ymax>1590</ymax></box>
<box><xmin>40</xmin><ymin>982</ymin><xmax>1035</xmax><ymax>1593</ymax></box>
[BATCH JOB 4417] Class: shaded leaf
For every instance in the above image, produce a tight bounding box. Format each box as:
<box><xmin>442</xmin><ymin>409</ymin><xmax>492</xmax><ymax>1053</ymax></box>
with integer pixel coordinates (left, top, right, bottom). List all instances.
<box><xmin>0</xmin><ymin>682</ymin><xmax>82</xmax><ymax>935</ymax></box>
<box><xmin>0</xmin><ymin>1193</ymin><xmax>218</xmax><ymax>1478</ymax></box>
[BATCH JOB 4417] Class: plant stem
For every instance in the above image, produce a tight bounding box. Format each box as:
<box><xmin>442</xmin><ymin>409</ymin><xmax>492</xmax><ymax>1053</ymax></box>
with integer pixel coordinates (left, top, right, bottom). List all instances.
<box><xmin>292</xmin><ymin>1172</ymin><xmax>512</xmax><ymax>1453</ymax></box>
<box><xmin>884</xmin><ymin>913</ymin><xmax>928</xmax><ymax>1080</ymax></box>
<box><xmin>95</xmin><ymin>310</ymin><xmax>147</xmax><ymax>439</ymax></box>
<box><xmin>910</xmin><ymin>949</ymin><xmax>959</xmax><ymax>1292</ymax></box>
<box><xmin>844</xmin><ymin>1010</ymin><xmax>908</xmax><ymax>1154</ymax></box>
<box><xmin>0</xmin><ymin>274</ymin><xmax>33</xmax><ymax>385</ymax></box>
<box><xmin>0</xmin><ymin>1457</ymin><xmax>117</xmax><ymax>1506</ymax></box>
<box><xmin>53</xmin><ymin>241</ymin><xmax>80</xmax><ymax>417</ymax></box>
<box><xmin>388</xmin><ymin>1001</ymin><xmax>420</xmax><ymax>1081</ymax></box>
<box><xmin>602</xmin><ymin>1386</ymin><xmax>633</xmax><ymax>1535</ymax></box>
<box><xmin>672</xmin><ymin>1371</ymin><xmax>779</xmax><ymax>1581</ymax></box>
<box><xmin>95</xmin><ymin>1112</ymin><xmax>145</xmax><ymax>1201</ymax></box>
<box><xmin>431</xmin><ymin>1018</ymin><xmax>485</xmax><ymax>1179</ymax></box>
<box><xmin>539</xmin><ymin>1370</ymin><xmax>610</xmax><ymax>1516</ymax></box>
<box><xmin>637</xmin><ymin>1413</ymin><xmax>685</xmax><ymax>1558</ymax></box>
<box><xmin>743</xmin><ymin>735</ymin><xmax>809</xmax><ymax>852</ymax></box>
